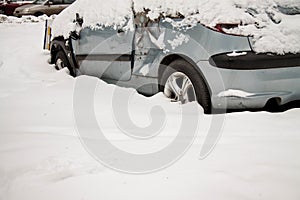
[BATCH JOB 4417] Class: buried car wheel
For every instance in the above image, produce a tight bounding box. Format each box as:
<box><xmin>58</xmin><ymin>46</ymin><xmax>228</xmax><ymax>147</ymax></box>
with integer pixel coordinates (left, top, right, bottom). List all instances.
<box><xmin>160</xmin><ymin>59</ymin><xmax>212</xmax><ymax>114</ymax></box>
<box><xmin>54</xmin><ymin>50</ymin><xmax>75</xmax><ymax>76</ymax></box>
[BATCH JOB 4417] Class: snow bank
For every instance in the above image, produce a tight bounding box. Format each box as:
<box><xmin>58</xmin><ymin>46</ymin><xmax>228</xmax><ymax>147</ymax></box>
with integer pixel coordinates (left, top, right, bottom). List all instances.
<box><xmin>51</xmin><ymin>0</ymin><xmax>300</xmax><ymax>54</ymax></box>
<box><xmin>0</xmin><ymin>14</ymin><xmax>50</xmax><ymax>24</ymax></box>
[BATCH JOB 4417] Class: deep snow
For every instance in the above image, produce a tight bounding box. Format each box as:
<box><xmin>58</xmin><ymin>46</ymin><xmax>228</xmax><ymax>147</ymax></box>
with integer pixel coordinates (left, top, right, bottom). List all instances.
<box><xmin>0</xmin><ymin>21</ymin><xmax>300</xmax><ymax>200</ymax></box>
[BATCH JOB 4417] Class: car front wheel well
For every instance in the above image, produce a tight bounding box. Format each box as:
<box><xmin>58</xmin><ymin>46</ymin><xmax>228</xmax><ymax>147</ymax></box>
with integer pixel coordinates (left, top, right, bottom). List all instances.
<box><xmin>50</xmin><ymin>37</ymin><xmax>65</xmax><ymax>64</ymax></box>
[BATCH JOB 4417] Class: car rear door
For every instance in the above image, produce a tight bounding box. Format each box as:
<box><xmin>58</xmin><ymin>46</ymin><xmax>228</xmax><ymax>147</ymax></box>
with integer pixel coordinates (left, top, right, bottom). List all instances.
<box><xmin>71</xmin><ymin>22</ymin><xmax>134</xmax><ymax>81</ymax></box>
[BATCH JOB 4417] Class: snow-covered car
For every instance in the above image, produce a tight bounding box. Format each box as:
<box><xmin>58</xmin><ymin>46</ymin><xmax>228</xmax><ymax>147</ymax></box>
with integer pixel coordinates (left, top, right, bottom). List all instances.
<box><xmin>48</xmin><ymin>0</ymin><xmax>300</xmax><ymax>114</ymax></box>
<box><xmin>0</xmin><ymin>0</ymin><xmax>33</xmax><ymax>15</ymax></box>
<box><xmin>13</xmin><ymin>0</ymin><xmax>75</xmax><ymax>17</ymax></box>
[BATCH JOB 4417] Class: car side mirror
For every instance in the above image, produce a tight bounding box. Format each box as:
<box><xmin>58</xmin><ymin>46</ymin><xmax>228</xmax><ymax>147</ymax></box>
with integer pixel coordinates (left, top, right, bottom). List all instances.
<box><xmin>75</xmin><ymin>13</ymin><xmax>83</xmax><ymax>26</ymax></box>
<box><xmin>47</xmin><ymin>1</ymin><xmax>53</xmax><ymax>6</ymax></box>
<box><xmin>70</xmin><ymin>31</ymin><xmax>80</xmax><ymax>40</ymax></box>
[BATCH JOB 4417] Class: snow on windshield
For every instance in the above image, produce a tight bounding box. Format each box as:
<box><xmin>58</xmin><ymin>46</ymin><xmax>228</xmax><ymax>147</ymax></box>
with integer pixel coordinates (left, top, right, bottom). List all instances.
<box><xmin>51</xmin><ymin>0</ymin><xmax>300</xmax><ymax>54</ymax></box>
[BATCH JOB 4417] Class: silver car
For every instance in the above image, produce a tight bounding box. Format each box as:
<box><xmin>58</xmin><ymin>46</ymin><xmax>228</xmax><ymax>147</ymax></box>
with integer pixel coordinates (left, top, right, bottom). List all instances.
<box><xmin>49</xmin><ymin>11</ymin><xmax>300</xmax><ymax>114</ymax></box>
<box><xmin>14</xmin><ymin>0</ymin><xmax>74</xmax><ymax>17</ymax></box>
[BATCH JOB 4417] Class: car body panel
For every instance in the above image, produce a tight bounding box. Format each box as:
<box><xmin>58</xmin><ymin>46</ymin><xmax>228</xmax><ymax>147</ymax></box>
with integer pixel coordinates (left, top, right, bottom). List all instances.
<box><xmin>50</xmin><ymin>14</ymin><xmax>300</xmax><ymax>109</ymax></box>
<box><xmin>197</xmin><ymin>60</ymin><xmax>300</xmax><ymax>109</ymax></box>
<box><xmin>0</xmin><ymin>0</ymin><xmax>32</xmax><ymax>15</ymax></box>
<box><xmin>71</xmin><ymin>26</ymin><xmax>134</xmax><ymax>81</ymax></box>
<box><xmin>14</xmin><ymin>0</ymin><xmax>74</xmax><ymax>17</ymax></box>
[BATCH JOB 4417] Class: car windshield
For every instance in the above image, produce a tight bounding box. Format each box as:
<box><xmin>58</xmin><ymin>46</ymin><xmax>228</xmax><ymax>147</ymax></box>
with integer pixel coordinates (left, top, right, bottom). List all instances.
<box><xmin>33</xmin><ymin>0</ymin><xmax>46</xmax><ymax>4</ymax></box>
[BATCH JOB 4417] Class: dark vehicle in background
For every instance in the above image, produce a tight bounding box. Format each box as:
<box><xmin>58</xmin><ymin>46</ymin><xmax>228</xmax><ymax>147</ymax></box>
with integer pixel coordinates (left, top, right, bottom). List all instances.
<box><xmin>13</xmin><ymin>0</ymin><xmax>75</xmax><ymax>17</ymax></box>
<box><xmin>0</xmin><ymin>0</ymin><xmax>33</xmax><ymax>15</ymax></box>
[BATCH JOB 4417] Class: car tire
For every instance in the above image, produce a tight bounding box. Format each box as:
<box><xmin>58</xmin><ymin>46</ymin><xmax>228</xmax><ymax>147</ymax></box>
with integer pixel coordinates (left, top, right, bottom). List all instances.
<box><xmin>54</xmin><ymin>50</ymin><xmax>75</xmax><ymax>76</ymax></box>
<box><xmin>160</xmin><ymin>59</ymin><xmax>212</xmax><ymax>114</ymax></box>
<box><xmin>34</xmin><ymin>12</ymin><xmax>44</xmax><ymax>17</ymax></box>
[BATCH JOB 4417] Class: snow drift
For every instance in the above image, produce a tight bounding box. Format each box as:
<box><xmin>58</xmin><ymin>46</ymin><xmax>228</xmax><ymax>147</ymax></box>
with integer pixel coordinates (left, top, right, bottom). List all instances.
<box><xmin>0</xmin><ymin>14</ymin><xmax>49</xmax><ymax>23</ymax></box>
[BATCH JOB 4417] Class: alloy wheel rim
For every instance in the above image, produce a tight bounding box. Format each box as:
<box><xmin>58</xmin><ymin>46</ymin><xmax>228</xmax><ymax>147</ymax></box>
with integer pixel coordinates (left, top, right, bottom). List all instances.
<box><xmin>164</xmin><ymin>72</ymin><xmax>196</xmax><ymax>104</ymax></box>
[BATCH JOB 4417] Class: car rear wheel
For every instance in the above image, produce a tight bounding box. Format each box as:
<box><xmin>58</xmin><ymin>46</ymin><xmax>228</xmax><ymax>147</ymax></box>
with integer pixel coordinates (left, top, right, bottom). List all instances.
<box><xmin>164</xmin><ymin>72</ymin><xmax>196</xmax><ymax>103</ymax></box>
<box><xmin>160</xmin><ymin>59</ymin><xmax>212</xmax><ymax>114</ymax></box>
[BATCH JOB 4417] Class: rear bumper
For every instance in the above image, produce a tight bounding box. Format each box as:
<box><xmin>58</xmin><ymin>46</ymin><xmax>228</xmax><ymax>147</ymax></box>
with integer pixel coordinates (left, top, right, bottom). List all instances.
<box><xmin>209</xmin><ymin>51</ymin><xmax>300</xmax><ymax>70</ymax></box>
<box><xmin>213</xmin><ymin>91</ymin><xmax>293</xmax><ymax>109</ymax></box>
<box><xmin>197</xmin><ymin>55</ymin><xmax>300</xmax><ymax>110</ymax></box>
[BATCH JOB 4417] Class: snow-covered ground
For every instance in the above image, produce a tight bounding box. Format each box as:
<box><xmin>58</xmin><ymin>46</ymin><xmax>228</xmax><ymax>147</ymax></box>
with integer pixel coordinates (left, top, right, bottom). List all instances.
<box><xmin>0</xmin><ymin>21</ymin><xmax>300</xmax><ymax>200</ymax></box>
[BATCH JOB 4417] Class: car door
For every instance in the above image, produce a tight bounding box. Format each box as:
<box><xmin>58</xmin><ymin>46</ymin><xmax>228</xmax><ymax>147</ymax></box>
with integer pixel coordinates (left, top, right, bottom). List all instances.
<box><xmin>133</xmin><ymin>13</ymin><xmax>165</xmax><ymax>77</ymax></box>
<box><xmin>71</xmin><ymin>22</ymin><xmax>134</xmax><ymax>81</ymax></box>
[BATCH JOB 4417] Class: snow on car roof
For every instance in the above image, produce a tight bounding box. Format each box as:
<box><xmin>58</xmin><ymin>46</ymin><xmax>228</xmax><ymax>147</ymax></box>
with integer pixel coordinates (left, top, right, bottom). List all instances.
<box><xmin>51</xmin><ymin>0</ymin><xmax>300</xmax><ymax>54</ymax></box>
<box><xmin>52</xmin><ymin>0</ymin><xmax>132</xmax><ymax>38</ymax></box>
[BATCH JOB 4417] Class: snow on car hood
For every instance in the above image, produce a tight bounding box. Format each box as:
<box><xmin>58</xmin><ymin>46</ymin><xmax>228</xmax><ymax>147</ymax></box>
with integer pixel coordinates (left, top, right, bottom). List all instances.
<box><xmin>51</xmin><ymin>0</ymin><xmax>300</xmax><ymax>54</ymax></box>
<box><xmin>51</xmin><ymin>0</ymin><xmax>133</xmax><ymax>39</ymax></box>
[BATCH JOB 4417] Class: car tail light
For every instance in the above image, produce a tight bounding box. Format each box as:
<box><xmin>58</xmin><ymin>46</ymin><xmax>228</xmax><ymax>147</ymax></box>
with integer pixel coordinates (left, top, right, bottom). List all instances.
<box><xmin>214</xmin><ymin>23</ymin><xmax>240</xmax><ymax>34</ymax></box>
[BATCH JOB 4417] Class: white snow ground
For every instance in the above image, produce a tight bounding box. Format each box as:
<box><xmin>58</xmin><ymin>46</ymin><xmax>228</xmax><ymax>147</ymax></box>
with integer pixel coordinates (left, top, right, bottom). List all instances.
<box><xmin>0</xmin><ymin>22</ymin><xmax>300</xmax><ymax>200</ymax></box>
